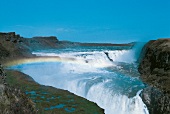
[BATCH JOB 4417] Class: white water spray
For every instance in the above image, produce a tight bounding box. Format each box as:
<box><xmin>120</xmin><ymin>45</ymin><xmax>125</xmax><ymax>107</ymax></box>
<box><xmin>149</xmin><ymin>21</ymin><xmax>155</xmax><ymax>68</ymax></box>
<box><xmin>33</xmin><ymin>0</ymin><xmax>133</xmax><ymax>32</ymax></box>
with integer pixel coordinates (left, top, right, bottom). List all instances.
<box><xmin>12</xmin><ymin>46</ymin><xmax>149</xmax><ymax>114</ymax></box>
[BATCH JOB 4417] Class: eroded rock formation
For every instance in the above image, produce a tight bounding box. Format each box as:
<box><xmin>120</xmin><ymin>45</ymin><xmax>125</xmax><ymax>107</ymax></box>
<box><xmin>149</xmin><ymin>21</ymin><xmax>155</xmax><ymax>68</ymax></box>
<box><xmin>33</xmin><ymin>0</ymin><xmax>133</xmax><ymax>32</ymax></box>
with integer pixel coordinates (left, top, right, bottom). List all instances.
<box><xmin>138</xmin><ymin>39</ymin><xmax>170</xmax><ymax>114</ymax></box>
<box><xmin>0</xmin><ymin>64</ymin><xmax>37</xmax><ymax>114</ymax></box>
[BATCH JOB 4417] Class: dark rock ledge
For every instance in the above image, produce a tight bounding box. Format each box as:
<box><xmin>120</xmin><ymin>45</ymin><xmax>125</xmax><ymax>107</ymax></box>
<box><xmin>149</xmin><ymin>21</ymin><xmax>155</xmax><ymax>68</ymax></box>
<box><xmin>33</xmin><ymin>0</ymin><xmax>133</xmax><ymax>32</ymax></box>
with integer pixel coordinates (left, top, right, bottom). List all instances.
<box><xmin>138</xmin><ymin>39</ymin><xmax>170</xmax><ymax>114</ymax></box>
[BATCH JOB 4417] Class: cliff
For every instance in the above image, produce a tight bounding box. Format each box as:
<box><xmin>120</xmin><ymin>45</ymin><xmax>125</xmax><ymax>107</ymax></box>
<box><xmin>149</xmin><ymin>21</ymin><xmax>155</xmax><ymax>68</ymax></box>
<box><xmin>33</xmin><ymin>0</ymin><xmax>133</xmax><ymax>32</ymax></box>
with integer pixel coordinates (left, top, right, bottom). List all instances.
<box><xmin>0</xmin><ymin>65</ymin><xmax>37</xmax><ymax>114</ymax></box>
<box><xmin>0</xmin><ymin>32</ymin><xmax>60</xmax><ymax>55</ymax></box>
<box><xmin>0</xmin><ymin>32</ymin><xmax>33</xmax><ymax>60</ymax></box>
<box><xmin>23</xmin><ymin>36</ymin><xmax>59</xmax><ymax>51</ymax></box>
<box><xmin>0</xmin><ymin>32</ymin><xmax>104</xmax><ymax>114</ymax></box>
<box><xmin>138</xmin><ymin>39</ymin><xmax>170</xmax><ymax>114</ymax></box>
<box><xmin>0</xmin><ymin>32</ymin><xmax>61</xmax><ymax>63</ymax></box>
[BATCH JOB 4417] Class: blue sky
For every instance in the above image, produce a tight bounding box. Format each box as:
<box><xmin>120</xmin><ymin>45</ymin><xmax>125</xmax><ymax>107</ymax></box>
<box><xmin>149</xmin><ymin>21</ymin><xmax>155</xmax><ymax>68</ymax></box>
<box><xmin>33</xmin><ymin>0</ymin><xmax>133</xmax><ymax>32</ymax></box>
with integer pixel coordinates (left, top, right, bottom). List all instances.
<box><xmin>0</xmin><ymin>0</ymin><xmax>170</xmax><ymax>43</ymax></box>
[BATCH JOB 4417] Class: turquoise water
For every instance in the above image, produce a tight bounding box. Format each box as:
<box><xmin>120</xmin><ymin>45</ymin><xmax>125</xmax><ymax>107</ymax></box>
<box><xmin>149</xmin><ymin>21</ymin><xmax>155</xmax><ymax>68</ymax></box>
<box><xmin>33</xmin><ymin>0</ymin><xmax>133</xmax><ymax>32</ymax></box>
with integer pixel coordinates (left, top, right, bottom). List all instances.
<box><xmin>44</xmin><ymin>104</ymin><xmax>76</xmax><ymax>113</ymax></box>
<box><xmin>10</xmin><ymin>45</ymin><xmax>149</xmax><ymax>114</ymax></box>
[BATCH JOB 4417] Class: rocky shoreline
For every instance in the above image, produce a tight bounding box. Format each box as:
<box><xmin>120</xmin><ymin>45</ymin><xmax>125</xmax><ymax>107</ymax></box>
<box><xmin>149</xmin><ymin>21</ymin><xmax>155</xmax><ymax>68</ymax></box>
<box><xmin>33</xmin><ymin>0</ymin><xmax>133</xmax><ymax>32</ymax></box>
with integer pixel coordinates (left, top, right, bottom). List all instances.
<box><xmin>138</xmin><ymin>39</ymin><xmax>170</xmax><ymax>114</ymax></box>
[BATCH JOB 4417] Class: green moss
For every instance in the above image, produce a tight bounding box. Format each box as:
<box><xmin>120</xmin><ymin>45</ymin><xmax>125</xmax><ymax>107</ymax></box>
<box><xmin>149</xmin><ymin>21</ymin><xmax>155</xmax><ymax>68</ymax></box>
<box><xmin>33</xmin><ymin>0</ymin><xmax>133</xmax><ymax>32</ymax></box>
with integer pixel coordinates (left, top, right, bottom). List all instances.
<box><xmin>6</xmin><ymin>70</ymin><xmax>104</xmax><ymax>114</ymax></box>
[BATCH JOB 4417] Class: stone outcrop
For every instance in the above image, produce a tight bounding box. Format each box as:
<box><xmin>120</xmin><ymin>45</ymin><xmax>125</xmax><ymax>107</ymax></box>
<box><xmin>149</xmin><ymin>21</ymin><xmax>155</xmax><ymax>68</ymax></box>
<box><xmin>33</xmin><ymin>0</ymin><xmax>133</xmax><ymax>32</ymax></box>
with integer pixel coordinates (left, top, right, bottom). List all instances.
<box><xmin>0</xmin><ymin>32</ymin><xmax>18</xmax><ymax>42</ymax></box>
<box><xmin>0</xmin><ymin>43</ymin><xmax>10</xmax><ymax>59</ymax></box>
<box><xmin>140</xmin><ymin>87</ymin><xmax>170</xmax><ymax>114</ymax></box>
<box><xmin>0</xmin><ymin>32</ymin><xmax>32</xmax><ymax>59</ymax></box>
<box><xmin>0</xmin><ymin>64</ymin><xmax>37</xmax><ymax>114</ymax></box>
<box><xmin>0</xmin><ymin>32</ymin><xmax>61</xmax><ymax>63</ymax></box>
<box><xmin>138</xmin><ymin>39</ymin><xmax>170</xmax><ymax>114</ymax></box>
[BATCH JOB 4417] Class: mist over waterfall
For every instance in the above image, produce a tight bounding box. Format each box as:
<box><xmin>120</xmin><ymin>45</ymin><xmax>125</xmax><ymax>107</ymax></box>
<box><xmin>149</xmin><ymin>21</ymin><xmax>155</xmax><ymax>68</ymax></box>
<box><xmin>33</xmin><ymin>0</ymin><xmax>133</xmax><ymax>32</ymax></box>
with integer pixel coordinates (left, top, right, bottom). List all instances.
<box><xmin>10</xmin><ymin>43</ymin><xmax>149</xmax><ymax>114</ymax></box>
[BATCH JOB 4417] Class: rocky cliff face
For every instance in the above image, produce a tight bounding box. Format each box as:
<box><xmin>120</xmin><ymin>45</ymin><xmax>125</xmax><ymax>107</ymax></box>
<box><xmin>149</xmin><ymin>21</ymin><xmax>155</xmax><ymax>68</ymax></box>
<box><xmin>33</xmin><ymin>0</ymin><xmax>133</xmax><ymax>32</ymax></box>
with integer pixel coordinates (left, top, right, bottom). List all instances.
<box><xmin>0</xmin><ymin>32</ymin><xmax>33</xmax><ymax>60</ymax></box>
<box><xmin>0</xmin><ymin>32</ymin><xmax>61</xmax><ymax>63</ymax></box>
<box><xmin>0</xmin><ymin>65</ymin><xmax>37</xmax><ymax>114</ymax></box>
<box><xmin>138</xmin><ymin>39</ymin><xmax>170</xmax><ymax>114</ymax></box>
<box><xmin>23</xmin><ymin>36</ymin><xmax>59</xmax><ymax>51</ymax></box>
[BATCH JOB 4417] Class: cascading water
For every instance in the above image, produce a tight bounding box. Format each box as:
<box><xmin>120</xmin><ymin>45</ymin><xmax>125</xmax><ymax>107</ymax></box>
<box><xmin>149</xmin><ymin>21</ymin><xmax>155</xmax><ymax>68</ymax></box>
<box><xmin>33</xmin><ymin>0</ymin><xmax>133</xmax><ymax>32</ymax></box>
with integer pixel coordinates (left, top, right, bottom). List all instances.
<box><xmin>10</xmin><ymin>44</ymin><xmax>149</xmax><ymax>114</ymax></box>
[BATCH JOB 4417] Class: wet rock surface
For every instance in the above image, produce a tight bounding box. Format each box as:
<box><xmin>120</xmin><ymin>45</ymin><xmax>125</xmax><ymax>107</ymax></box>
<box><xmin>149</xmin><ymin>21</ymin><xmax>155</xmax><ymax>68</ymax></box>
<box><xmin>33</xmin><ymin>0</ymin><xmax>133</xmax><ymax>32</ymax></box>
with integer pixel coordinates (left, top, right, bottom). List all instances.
<box><xmin>140</xmin><ymin>87</ymin><xmax>170</xmax><ymax>114</ymax></box>
<box><xmin>138</xmin><ymin>39</ymin><xmax>170</xmax><ymax>114</ymax></box>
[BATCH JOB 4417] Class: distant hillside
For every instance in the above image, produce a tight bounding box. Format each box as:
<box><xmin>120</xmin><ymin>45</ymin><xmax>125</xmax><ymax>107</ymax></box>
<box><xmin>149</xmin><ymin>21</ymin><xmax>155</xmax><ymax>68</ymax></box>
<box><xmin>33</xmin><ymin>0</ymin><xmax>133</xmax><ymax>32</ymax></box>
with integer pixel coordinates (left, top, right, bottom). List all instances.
<box><xmin>0</xmin><ymin>32</ymin><xmax>134</xmax><ymax>62</ymax></box>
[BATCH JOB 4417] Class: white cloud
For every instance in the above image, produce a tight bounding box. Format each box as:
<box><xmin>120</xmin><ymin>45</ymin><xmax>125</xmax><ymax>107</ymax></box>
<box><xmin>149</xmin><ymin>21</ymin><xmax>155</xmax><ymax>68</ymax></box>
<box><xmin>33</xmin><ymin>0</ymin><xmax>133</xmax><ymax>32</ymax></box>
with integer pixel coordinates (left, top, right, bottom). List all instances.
<box><xmin>56</xmin><ymin>28</ymin><xmax>70</xmax><ymax>32</ymax></box>
<box><xmin>55</xmin><ymin>27</ymin><xmax>77</xmax><ymax>33</ymax></box>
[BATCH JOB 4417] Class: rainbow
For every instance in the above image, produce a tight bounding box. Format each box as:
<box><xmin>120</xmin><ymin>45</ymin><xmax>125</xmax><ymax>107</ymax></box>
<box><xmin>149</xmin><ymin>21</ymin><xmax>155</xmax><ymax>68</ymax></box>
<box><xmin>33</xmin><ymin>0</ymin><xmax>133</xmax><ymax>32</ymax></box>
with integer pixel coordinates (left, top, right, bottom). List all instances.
<box><xmin>4</xmin><ymin>56</ymin><xmax>76</xmax><ymax>67</ymax></box>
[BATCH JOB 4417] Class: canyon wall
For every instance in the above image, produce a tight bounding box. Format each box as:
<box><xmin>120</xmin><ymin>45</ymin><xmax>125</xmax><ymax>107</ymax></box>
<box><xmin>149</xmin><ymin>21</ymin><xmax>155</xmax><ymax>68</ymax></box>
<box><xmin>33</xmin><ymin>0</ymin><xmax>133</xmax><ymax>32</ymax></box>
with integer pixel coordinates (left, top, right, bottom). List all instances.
<box><xmin>138</xmin><ymin>39</ymin><xmax>170</xmax><ymax>114</ymax></box>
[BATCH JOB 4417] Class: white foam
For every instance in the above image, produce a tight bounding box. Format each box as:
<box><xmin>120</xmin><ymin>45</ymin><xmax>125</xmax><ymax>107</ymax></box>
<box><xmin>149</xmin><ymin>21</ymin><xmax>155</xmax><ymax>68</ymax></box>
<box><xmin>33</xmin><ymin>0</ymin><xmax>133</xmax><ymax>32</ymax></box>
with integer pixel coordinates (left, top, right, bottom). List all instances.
<box><xmin>106</xmin><ymin>50</ymin><xmax>136</xmax><ymax>63</ymax></box>
<box><xmin>32</xmin><ymin>49</ymin><xmax>136</xmax><ymax>68</ymax></box>
<box><xmin>33</xmin><ymin>51</ymin><xmax>114</xmax><ymax>68</ymax></box>
<box><xmin>86</xmin><ymin>83</ymin><xmax>149</xmax><ymax>114</ymax></box>
<box><xmin>61</xmin><ymin>76</ymin><xmax>149</xmax><ymax>114</ymax></box>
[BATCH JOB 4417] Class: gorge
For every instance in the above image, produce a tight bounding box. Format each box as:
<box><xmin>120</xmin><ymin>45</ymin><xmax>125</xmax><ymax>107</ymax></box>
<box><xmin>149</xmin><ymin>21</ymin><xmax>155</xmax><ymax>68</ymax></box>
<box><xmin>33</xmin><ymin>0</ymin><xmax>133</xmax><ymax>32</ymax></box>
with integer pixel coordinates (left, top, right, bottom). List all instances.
<box><xmin>0</xmin><ymin>32</ymin><xmax>169</xmax><ymax>114</ymax></box>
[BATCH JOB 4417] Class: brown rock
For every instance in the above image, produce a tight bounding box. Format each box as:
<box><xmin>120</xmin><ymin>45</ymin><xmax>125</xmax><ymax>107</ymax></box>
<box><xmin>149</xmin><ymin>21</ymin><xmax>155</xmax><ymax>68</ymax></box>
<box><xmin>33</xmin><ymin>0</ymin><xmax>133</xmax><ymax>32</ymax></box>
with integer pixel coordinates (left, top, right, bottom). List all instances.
<box><xmin>138</xmin><ymin>39</ymin><xmax>170</xmax><ymax>114</ymax></box>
